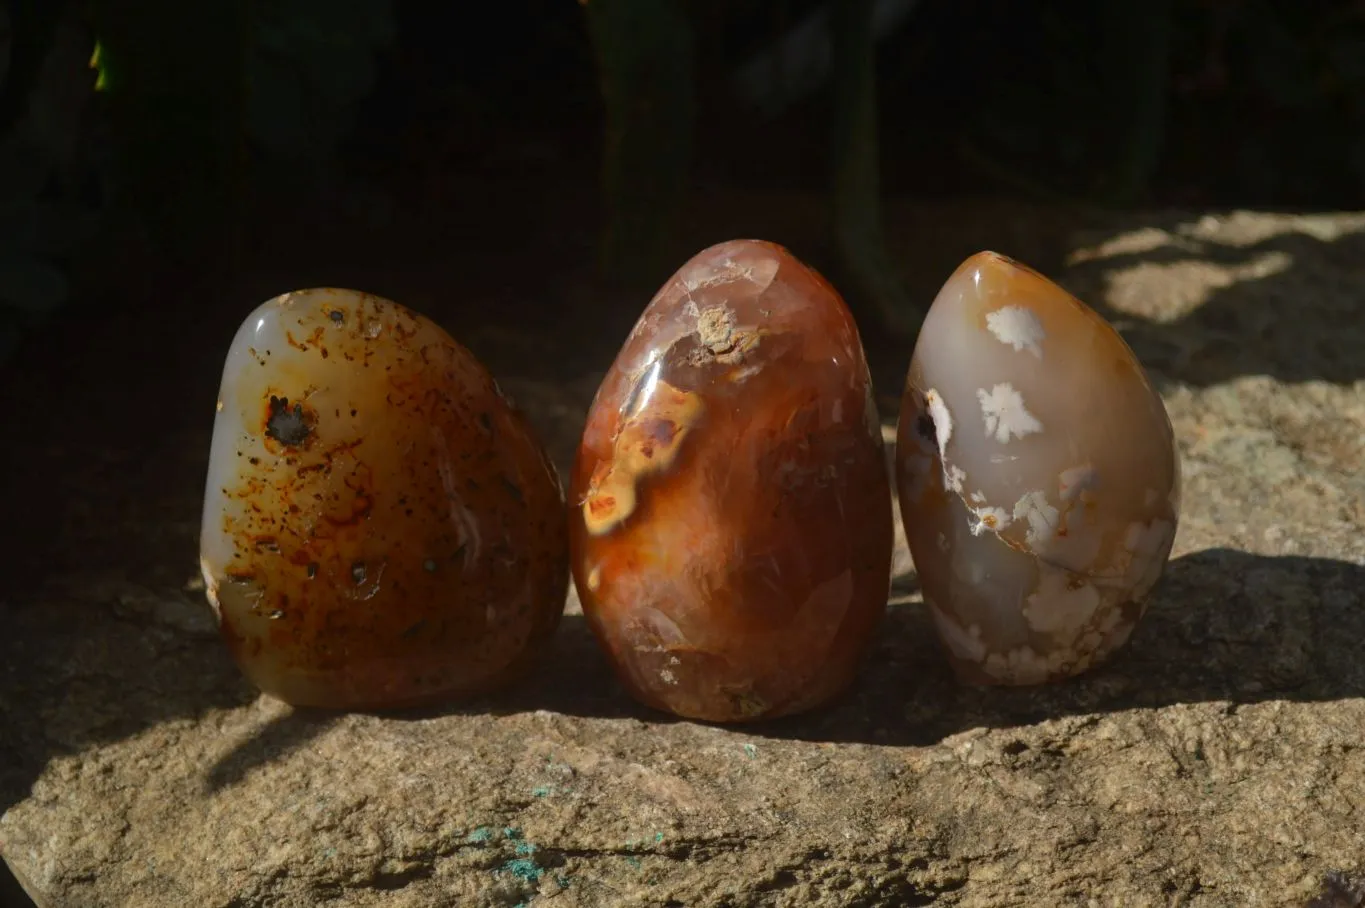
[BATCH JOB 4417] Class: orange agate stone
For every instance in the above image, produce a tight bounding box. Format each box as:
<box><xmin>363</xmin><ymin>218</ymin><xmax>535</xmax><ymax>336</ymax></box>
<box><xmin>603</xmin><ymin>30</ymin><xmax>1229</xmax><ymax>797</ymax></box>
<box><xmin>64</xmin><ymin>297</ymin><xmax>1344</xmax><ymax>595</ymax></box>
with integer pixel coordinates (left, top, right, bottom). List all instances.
<box><xmin>569</xmin><ymin>240</ymin><xmax>894</xmax><ymax>722</ymax></box>
<box><xmin>200</xmin><ymin>289</ymin><xmax>568</xmax><ymax>709</ymax></box>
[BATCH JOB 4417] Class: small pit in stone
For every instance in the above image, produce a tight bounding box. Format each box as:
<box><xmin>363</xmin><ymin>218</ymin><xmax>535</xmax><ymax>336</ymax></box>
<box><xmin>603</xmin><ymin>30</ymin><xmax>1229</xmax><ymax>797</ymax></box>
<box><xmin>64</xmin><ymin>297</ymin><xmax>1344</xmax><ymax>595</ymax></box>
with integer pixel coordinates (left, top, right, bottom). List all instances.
<box><xmin>687</xmin><ymin>305</ymin><xmax>757</xmax><ymax>366</ymax></box>
<box><xmin>265</xmin><ymin>396</ymin><xmax>314</xmax><ymax>447</ymax></box>
<box><xmin>915</xmin><ymin>411</ymin><xmax>936</xmax><ymax>445</ymax></box>
<box><xmin>697</xmin><ymin>306</ymin><xmax>735</xmax><ymax>353</ymax></box>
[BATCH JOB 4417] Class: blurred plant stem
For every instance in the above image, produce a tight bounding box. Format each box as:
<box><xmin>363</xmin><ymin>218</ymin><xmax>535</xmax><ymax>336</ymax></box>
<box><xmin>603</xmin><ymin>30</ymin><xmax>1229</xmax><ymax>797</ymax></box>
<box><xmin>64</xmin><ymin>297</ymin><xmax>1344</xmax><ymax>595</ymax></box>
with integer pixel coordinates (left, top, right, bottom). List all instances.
<box><xmin>1094</xmin><ymin>0</ymin><xmax>1173</xmax><ymax>205</ymax></box>
<box><xmin>0</xmin><ymin>0</ymin><xmax>71</xmax><ymax>136</ymax></box>
<box><xmin>89</xmin><ymin>0</ymin><xmax>251</xmax><ymax>272</ymax></box>
<box><xmin>830</xmin><ymin>0</ymin><xmax>919</xmax><ymax>339</ymax></box>
<box><xmin>583</xmin><ymin>0</ymin><xmax>695</xmax><ymax>289</ymax></box>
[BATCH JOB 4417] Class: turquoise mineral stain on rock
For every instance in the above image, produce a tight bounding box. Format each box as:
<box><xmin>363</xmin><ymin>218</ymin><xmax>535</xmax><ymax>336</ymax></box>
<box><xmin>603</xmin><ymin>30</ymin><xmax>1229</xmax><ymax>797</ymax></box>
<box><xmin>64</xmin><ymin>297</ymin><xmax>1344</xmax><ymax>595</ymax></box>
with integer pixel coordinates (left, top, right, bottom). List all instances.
<box><xmin>501</xmin><ymin>858</ymin><xmax>543</xmax><ymax>883</ymax></box>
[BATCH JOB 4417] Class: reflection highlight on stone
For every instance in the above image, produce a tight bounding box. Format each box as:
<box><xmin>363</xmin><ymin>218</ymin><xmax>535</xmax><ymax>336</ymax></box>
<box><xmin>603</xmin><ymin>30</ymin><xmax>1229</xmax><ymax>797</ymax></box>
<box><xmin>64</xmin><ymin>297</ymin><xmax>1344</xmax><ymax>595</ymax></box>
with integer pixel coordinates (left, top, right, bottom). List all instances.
<box><xmin>200</xmin><ymin>288</ymin><xmax>568</xmax><ymax>709</ymax></box>
<box><xmin>896</xmin><ymin>252</ymin><xmax>1180</xmax><ymax>685</ymax></box>
<box><xmin>569</xmin><ymin>239</ymin><xmax>894</xmax><ymax>722</ymax></box>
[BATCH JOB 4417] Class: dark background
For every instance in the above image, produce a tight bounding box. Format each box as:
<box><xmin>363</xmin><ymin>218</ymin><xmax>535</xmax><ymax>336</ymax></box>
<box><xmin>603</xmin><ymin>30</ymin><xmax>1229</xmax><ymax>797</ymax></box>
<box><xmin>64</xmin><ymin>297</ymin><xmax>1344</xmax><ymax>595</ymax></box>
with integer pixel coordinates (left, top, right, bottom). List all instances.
<box><xmin>4</xmin><ymin>0</ymin><xmax>1365</xmax><ymax>360</ymax></box>
<box><xmin>4</xmin><ymin>1</ymin><xmax>1365</xmax><ymax>905</ymax></box>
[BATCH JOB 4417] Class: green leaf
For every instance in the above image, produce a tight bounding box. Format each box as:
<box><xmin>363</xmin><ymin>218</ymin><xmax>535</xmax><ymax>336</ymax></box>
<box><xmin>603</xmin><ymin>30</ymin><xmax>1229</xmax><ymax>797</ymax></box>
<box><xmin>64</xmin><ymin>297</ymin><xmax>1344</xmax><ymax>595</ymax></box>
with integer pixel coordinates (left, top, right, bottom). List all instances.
<box><xmin>90</xmin><ymin>39</ymin><xmax>110</xmax><ymax>91</ymax></box>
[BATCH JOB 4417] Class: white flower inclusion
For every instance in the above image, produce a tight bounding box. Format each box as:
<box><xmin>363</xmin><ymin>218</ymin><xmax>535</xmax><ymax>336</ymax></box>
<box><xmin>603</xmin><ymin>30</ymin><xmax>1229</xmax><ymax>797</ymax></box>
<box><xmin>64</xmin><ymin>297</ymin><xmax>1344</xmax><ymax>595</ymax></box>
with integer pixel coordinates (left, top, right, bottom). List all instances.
<box><xmin>985</xmin><ymin>305</ymin><xmax>1046</xmax><ymax>358</ymax></box>
<box><xmin>978</xmin><ymin>383</ymin><xmax>1043</xmax><ymax>444</ymax></box>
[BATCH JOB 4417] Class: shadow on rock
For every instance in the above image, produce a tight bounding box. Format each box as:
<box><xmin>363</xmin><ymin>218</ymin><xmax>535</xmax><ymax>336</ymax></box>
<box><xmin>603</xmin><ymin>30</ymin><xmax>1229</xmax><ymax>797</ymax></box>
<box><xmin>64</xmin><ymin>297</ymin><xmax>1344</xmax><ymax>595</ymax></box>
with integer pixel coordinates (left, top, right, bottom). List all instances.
<box><xmin>748</xmin><ymin>547</ymin><xmax>1365</xmax><ymax>746</ymax></box>
<box><xmin>0</xmin><ymin>578</ymin><xmax>260</xmax><ymax>821</ymax></box>
<box><xmin>1058</xmin><ymin>212</ymin><xmax>1365</xmax><ymax>388</ymax></box>
<box><xmin>203</xmin><ymin>709</ymin><xmax>340</xmax><ymax>793</ymax></box>
<box><xmin>197</xmin><ymin>613</ymin><xmax>655</xmax><ymax>794</ymax></box>
<box><xmin>16</xmin><ymin>544</ymin><xmax>1363</xmax><ymax>806</ymax></box>
<box><xmin>354</xmin><ymin>547</ymin><xmax>1363</xmax><ymax>748</ymax></box>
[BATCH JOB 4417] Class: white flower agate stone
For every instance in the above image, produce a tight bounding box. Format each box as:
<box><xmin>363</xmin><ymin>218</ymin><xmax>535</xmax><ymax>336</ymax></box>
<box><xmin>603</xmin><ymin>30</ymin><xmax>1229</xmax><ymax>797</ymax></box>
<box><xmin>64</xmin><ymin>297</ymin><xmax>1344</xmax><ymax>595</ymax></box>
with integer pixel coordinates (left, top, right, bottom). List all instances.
<box><xmin>895</xmin><ymin>252</ymin><xmax>1181</xmax><ymax>685</ymax></box>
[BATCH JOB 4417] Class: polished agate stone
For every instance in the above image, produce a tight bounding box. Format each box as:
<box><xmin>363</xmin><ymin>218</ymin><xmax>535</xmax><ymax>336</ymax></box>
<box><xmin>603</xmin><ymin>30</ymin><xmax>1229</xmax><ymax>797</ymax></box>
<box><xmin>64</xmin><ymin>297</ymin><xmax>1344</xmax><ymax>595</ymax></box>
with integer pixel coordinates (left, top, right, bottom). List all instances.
<box><xmin>896</xmin><ymin>252</ymin><xmax>1180</xmax><ymax>685</ymax></box>
<box><xmin>200</xmin><ymin>288</ymin><xmax>568</xmax><ymax>709</ymax></box>
<box><xmin>569</xmin><ymin>239</ymin><xmax>894</xmax><ymax>722</ymax></box>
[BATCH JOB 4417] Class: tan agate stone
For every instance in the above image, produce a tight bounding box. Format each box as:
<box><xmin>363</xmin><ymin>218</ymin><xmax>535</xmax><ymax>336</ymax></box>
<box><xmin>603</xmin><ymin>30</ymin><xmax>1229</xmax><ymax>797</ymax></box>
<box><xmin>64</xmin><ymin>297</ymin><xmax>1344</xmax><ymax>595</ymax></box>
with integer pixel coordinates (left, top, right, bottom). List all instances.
<box><xmin>200</xmin><ymin>289</ymin><xmax>568</xmax><ymax>709</ymax></box>
<box><xmin>569</xmin><ymin>239</ymin><xmax>894</xmax><ymax>722</ymax></box>
<box><xmin>896</xmin><ymin>252</ymin><xmax>1180</xmax><ymax>685</ymax></box>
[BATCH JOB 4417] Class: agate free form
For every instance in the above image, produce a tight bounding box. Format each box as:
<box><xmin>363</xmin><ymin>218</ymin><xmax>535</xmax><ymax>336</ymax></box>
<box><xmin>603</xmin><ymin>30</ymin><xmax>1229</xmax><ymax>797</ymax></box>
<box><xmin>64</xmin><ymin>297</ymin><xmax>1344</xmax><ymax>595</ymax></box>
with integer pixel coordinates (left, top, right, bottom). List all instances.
<box><xmin>200</xmin><ymin>288</ymin><xmax>568</xmax><ymax>709</ymax></box>
<box><xmin>896</xmin><ymin>252</ymin><xmax>1180</xmax><ymax>685</ymax></box>
<box><xmin>569</xmin><ymin>239</ymin><xmax>894</xmax><ymax>722</ymax></box>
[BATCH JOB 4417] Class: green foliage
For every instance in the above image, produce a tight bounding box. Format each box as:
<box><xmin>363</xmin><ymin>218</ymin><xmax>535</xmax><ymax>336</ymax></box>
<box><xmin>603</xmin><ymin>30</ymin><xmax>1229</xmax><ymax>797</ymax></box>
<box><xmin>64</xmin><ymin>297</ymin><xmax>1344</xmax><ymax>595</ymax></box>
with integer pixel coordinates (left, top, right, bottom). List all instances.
<box><xmin>0</xmin><ymin>2</ymin><xmax>100</xmax><ymax>362</ymax></box>
<box><xmin>86</xmin><ymin>0</ymin><xmax>394</xmax><ymax>260</ymax></box>
<box><xmin>1214</xmin><ymin>0</ymin><xmax>1365</xmax><ymax>203</ymax></box>
<box><xmin>0</xmin><ymin>136</ymin><xmax>85</xmax><ymax>362</ymax></box>
<box><xmin>0</xmin><ymin>0</ymin><xmax>71</xmax><ymax>136</ymax></box>
<box><xmin>246</xmin><ymin>0</ymin><xmax>395</xmax><ymax>162</ymax></box>
<box><xmin>0</xmin><ymin>137</ymin><xmax>98</xmax><ymax>308</ymax></box>
<box><xmin>958</xmin><ymin>0</ymin><xmax>1173</xmax><ymax>206</ymax></box>
<box><xmin>584</xmin><ymin>0</ymin><xmax>696</xmax><ymax>286</ymax></box>
<box><xmin>955</xmin><ymin>0</ymin><xmax>1365</xmax><ymax>206</ymax></box>
<box><xmin>0</xmin><ymin>0</ymin><xmax>395</xmax><ymax>364</ymax></box>
<box><xmin>88</xmin><ymin>0</ymin><xmax>250</xmax><ymax>257</ymax></box>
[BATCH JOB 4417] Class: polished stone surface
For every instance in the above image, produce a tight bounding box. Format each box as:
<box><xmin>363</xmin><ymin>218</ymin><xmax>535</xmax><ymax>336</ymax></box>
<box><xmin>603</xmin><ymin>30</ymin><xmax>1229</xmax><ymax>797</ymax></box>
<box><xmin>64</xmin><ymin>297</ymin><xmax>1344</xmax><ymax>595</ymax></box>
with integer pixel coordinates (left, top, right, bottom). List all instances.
<box><xmin>570</xmin><ymin>239</ymin><xmax>894</xmax><ymax>721</ymax></box>
<box><xmin>897</xmin><ymin>252</ymin><xmax>1180</xmax><ymax>684</ymax></box>
<box><xmin>7</xmin><ymin>209</ymin><xmax>1365</xmax><ymax>908</ymax></box>
<box><xmin>200</xmin><ymin>288</ymin><xmax>568</xmax><ymax>708</ymax></box>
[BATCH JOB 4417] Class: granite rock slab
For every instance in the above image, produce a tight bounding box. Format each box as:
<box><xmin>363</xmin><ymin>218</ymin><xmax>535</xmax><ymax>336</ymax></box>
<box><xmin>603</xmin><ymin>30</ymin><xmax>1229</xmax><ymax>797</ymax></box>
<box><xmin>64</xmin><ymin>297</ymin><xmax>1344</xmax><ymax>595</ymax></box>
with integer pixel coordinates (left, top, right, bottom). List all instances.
<box><xmin>3</xmin><ymin>210</ymin><xmax>1365</xmax><ymax>907</ymax></box>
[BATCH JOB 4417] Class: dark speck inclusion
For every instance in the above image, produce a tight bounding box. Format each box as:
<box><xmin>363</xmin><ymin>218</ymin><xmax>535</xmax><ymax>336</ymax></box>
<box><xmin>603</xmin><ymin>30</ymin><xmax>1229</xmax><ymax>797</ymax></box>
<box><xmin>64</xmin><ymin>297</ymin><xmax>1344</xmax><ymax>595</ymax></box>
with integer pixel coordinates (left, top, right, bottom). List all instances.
<box><xmin>200</xmin><ymin>287</ymin><xmax>569</xmax><ymax>711</ymax></box>
<box><xmin>265</xmin><ymin>395</ymin><xmax>314</xmax><ymax>447</ymax></box>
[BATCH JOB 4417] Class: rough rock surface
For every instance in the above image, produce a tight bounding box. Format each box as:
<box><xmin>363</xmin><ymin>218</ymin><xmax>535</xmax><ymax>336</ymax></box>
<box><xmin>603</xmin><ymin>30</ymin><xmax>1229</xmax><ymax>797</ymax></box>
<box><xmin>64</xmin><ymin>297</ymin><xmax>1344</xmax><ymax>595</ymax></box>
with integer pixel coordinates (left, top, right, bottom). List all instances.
<box><xmin>4</xmin><ymin>210</ymin><xmax>1365</xmax><ymax>907</ymax></box>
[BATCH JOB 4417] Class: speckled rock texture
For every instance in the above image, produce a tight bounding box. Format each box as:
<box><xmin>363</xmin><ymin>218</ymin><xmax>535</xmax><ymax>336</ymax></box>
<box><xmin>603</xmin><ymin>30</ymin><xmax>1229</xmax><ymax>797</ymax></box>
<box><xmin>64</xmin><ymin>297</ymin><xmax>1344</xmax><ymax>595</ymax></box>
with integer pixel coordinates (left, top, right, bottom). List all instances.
<box><xmin>3</xmin><ymin>210</ymin><xmax>1365</xmax><ymax>907</ymax></box>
